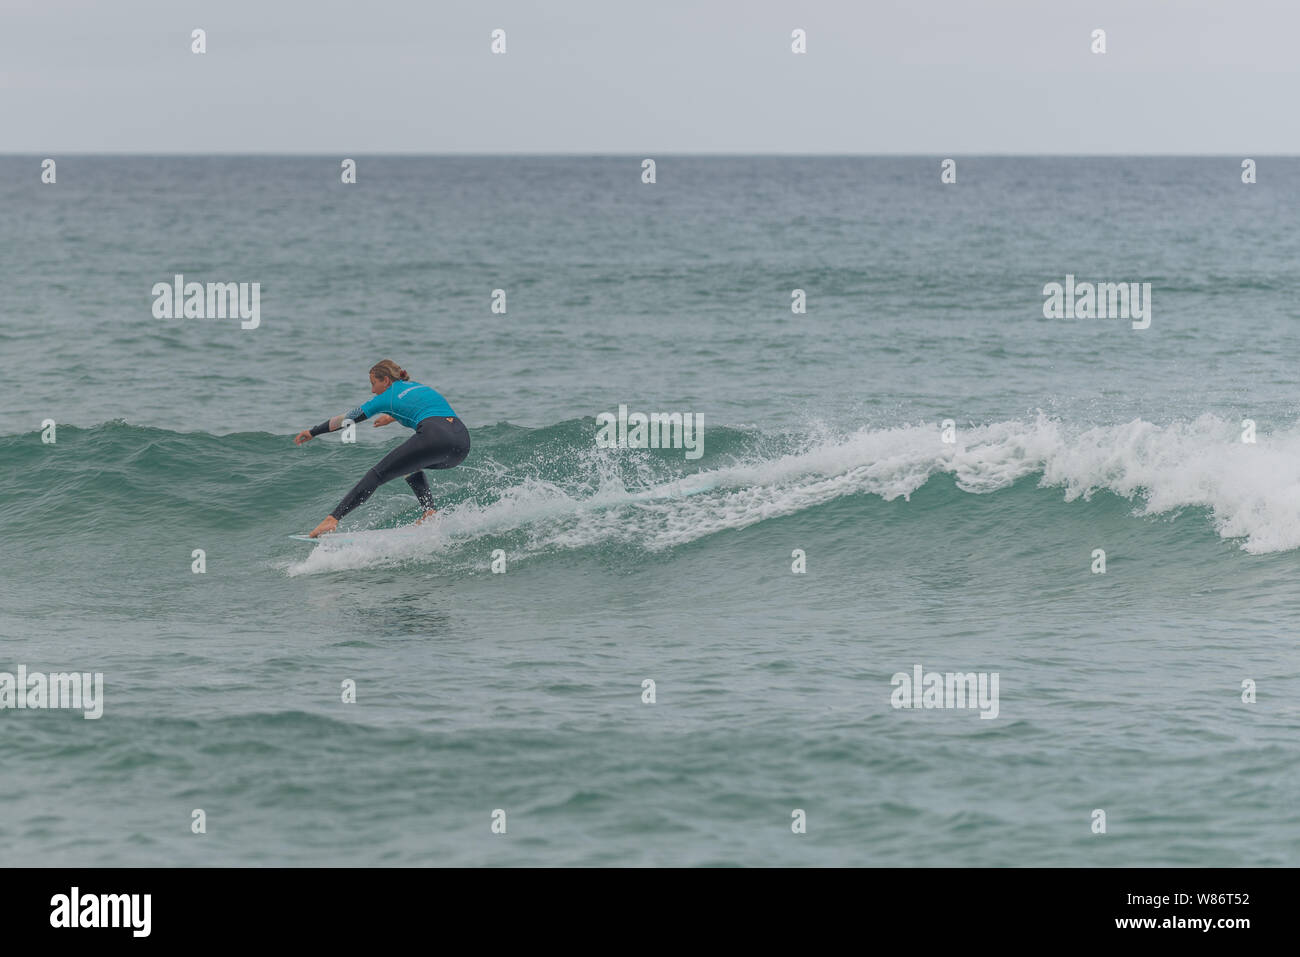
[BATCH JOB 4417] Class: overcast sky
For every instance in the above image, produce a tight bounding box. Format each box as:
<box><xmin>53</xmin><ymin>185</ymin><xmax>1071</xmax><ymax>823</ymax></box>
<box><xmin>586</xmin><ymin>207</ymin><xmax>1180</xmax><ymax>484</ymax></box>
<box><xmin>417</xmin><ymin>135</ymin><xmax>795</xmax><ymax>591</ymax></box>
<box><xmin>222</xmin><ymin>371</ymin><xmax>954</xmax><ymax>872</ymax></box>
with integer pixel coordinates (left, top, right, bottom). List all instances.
<box><xmin>1</xmin><ymin>0</ymin><xmax>1293</xmax><ymax>153</ymax></box>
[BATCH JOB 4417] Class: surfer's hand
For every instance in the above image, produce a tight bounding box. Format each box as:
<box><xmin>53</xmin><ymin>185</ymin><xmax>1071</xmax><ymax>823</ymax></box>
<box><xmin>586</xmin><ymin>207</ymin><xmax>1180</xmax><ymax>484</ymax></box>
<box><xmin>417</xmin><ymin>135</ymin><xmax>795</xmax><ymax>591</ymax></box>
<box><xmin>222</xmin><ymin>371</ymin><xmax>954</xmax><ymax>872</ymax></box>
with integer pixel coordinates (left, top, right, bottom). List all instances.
<box><xmin>294</xmin><ymin>430</ymin><xmax>313</xmax><ymax>445</ymax></box>
<box><xmin>309</xmin><ymin>515</ymin><xmax>338</xmax><ymax>538</ymax></box>
<box><xmin>372</xmin><ymin>414</ymin><xmax>396</xmax><ymax>427</ymax></box>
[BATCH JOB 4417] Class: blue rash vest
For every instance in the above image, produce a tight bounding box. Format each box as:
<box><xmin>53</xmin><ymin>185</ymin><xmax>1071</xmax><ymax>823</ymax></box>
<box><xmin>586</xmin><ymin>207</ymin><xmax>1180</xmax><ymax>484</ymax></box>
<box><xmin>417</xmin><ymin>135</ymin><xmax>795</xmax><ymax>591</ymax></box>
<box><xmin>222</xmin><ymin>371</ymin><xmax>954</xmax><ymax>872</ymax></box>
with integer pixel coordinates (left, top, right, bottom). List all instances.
<box><xmin>345</xmin><ymin>380</ymin><xmax>457</xmax><ymax>429</ymax></box>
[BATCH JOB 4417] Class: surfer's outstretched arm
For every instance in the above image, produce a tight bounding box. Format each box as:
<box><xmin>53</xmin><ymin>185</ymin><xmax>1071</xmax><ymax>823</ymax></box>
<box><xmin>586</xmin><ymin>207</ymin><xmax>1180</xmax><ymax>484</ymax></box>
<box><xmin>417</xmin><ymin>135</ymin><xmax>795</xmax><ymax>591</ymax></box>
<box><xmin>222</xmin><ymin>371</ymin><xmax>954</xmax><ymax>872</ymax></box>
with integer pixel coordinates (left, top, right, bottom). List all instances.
<box><xmin>294</xmin><ymin>410</ymin><xmax>368</xmax><ymax>445</ymax></box>
<box><xmin>295</xmin><ymin>411</ymin><xmax>398</xmax><ymax>444</ymax></box>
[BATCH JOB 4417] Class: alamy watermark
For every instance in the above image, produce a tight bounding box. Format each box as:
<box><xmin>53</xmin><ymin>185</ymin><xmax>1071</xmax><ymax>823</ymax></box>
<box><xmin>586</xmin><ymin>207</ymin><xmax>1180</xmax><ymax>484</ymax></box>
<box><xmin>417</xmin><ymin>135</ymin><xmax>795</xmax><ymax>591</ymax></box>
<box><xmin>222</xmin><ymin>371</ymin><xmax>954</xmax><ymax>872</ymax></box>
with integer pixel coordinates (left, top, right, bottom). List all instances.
<box><xmin>1043</xmin><ymin>274</ymin><xmax>1150</xmax><ymax>329</ymax></box>
<box><xmin>596</xmin><ymin>404</ymin><xmax>703</xmax><ymax>460</ymax></box>
<box><xmin>151</xmin><ymin>274</ymin><xmax>261</xmax><ymax>329</ymax></box>
<box><xmin>890</xmin><ymin>664</ymin><xmax>999</xmax><ymax>719</ymax></box>
<box><xmin>50</xmin><ymin>887</ymin><xmax>150</xmax><ymax>937</ymax></box>
<box><xmin>0</xmin><ymin>666</ymin><xmax>103</xmax><ymax>719</ymax></box>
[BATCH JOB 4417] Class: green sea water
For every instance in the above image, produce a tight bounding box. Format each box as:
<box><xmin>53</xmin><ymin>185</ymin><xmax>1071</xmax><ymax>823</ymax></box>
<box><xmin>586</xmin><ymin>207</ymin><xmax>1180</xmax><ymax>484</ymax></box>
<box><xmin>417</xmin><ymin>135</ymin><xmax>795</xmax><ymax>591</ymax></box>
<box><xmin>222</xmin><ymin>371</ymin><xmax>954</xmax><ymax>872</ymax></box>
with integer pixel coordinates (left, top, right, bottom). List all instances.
<box><xmin>1</xmin><ymin>157</ymin><xmax>1298</xmax><ymax>865</ymax></box>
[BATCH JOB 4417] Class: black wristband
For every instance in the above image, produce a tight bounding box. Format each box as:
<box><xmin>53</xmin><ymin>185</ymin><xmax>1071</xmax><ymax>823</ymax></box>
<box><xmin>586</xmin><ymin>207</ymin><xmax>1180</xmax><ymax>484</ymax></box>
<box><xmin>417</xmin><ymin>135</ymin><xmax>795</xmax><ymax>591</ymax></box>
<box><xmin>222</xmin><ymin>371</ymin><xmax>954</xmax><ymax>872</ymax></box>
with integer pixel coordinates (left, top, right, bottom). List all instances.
<box><xmin>308</xmin><ymin>420</ymin><xmax>331</xmax><ymax>436</ymax></box>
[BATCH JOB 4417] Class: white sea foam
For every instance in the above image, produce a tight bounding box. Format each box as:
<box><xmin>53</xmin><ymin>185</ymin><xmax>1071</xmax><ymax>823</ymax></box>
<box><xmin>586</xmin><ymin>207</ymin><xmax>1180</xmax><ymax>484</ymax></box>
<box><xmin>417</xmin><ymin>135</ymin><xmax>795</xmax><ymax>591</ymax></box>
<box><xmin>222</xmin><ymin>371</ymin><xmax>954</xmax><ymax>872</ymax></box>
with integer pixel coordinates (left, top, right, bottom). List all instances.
<box><xmin>286</xmin><ymin>413</ymin><xmax>1300</xmax><ymax>575</ymax></box>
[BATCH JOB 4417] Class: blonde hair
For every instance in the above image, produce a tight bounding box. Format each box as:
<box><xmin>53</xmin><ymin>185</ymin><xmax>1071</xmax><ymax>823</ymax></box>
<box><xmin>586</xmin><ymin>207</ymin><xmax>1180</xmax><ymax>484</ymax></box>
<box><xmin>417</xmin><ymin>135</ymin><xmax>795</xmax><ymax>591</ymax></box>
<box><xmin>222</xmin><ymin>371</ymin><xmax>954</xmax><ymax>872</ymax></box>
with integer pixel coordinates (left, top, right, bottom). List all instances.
<box><xmin>369</xmin><ymin>359</ymin><xmax>410</xmax><ymax>383</ymax></box>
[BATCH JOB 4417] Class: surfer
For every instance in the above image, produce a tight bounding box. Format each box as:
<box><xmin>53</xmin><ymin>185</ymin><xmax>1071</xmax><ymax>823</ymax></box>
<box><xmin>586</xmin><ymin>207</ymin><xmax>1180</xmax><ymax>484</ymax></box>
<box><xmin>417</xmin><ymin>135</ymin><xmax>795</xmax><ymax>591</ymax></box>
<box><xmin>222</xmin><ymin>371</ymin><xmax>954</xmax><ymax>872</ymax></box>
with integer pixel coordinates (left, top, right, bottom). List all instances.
<box><xmin>294</xmin><ymin>360</ymin><xmax>470</xmax><ymax>537</ymax></box>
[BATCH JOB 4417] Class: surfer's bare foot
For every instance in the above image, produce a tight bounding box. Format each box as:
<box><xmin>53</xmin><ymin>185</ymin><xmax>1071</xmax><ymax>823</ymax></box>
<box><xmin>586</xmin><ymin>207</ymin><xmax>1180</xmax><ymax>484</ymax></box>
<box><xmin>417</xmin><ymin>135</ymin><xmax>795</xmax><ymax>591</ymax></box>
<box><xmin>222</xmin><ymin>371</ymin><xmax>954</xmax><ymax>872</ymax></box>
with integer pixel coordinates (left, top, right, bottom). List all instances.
<box><xmin>308</xmin><ymin>516</ymin><xmax>338</xmax><ymax>538</ymax></box>
<box><xmin>416</xmin><ymin>509</ymin><xmax>437</xmax><ymax>525</ymax></box>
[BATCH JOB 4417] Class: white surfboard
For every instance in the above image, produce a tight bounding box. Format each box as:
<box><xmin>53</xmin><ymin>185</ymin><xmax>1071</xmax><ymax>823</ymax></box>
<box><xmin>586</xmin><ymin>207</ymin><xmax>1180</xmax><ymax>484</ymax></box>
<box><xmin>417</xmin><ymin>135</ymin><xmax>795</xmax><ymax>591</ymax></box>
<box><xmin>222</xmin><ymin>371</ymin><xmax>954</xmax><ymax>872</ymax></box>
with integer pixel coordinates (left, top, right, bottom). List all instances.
<box><xmin>290</xmin><ymin>479</ymin><xmax>717</xmax><ymax>543</ymax></box>
<box><xmin>289</xmin><ymin>525</ymin><xmax>424</xmax><ymax>545</ymax></box>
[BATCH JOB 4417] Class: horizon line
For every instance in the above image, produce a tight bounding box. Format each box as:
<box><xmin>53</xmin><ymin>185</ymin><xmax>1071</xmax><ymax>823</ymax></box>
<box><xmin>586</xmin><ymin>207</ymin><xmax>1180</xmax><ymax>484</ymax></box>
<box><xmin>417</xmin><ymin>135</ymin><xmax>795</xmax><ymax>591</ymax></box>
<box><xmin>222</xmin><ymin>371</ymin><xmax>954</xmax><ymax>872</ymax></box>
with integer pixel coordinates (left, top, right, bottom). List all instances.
<box><xmin>1</xmin><ymin>151</ymin><xmax>1292</xmax><ymax>158</ymax></box>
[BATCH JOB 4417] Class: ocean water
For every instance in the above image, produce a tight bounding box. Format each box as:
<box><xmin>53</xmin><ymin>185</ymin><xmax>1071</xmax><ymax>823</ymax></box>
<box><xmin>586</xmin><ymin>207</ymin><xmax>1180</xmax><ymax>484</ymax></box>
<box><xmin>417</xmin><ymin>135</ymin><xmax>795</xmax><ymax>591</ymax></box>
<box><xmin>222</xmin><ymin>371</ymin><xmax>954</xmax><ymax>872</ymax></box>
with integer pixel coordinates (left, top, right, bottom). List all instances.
<box><xmin>1</xmin><ymin>156</ymin><xmax>1298</xmax><ymax>866</ymax></box>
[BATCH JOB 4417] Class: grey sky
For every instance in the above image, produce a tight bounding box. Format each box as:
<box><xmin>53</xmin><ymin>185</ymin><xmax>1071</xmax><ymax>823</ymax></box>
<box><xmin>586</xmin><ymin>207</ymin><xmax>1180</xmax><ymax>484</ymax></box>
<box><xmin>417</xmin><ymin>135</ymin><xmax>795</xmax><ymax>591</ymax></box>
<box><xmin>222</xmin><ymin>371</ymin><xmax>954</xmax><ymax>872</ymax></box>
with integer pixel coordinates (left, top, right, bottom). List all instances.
<box><xmin>2</xmin><ymin>0</ymin><xmax>1294</xmax><ymax>153</ymax></box>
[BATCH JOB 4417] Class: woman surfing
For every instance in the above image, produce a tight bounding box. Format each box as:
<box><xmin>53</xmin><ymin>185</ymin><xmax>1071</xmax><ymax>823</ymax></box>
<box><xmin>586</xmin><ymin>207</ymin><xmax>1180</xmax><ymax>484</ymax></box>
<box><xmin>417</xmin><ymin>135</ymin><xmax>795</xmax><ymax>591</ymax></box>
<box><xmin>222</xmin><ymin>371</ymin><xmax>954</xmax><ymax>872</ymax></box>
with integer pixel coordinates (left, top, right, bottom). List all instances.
<box><xmin>294</xmin><ymin>359</ymin><xmax>470</xmax><ymax>538</ymax></box>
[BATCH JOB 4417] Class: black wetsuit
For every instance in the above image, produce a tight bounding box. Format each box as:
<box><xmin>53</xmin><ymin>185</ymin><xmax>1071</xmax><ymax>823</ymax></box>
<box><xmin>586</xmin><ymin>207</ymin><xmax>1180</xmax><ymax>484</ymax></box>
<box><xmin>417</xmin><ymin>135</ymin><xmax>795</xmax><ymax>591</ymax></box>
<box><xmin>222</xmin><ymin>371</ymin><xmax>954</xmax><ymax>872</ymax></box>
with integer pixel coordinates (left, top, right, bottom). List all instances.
<box><xmin>328</xmin><ymin>416</ymin><xmax>470</xmax><ymax>520</ymax></box>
